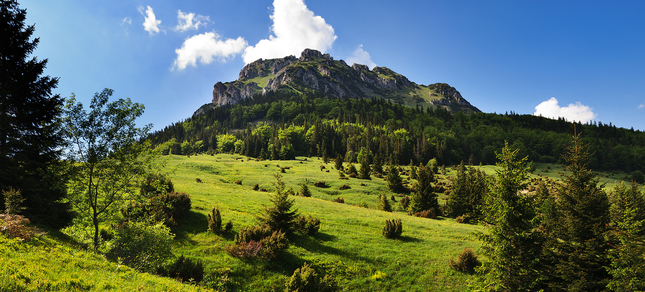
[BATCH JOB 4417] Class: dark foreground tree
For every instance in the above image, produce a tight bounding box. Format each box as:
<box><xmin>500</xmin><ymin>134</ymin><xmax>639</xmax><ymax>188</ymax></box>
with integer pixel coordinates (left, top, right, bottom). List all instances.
<box><xmin>475</xmin><ymin>142</ymin><xmax>544</xmax><ymax>291</ymax></box>
<box><xmin>547</xmin><ymin>132</ymin><xmax>611</xmax><ymax>291</ymax></box>
<box><xmin>408</xmin><ymin>164</ymin><xmax>438</xmax><ymax>214</ymax></box>
<box><xmin>0</xmin><ymin>0</ymin><xmax>71</xmax><ymax>227</ymax></box>
<box><xmin>64</xmin><ymin>89</ymin><xmax>154</xmax><ymax>251</ymax></box>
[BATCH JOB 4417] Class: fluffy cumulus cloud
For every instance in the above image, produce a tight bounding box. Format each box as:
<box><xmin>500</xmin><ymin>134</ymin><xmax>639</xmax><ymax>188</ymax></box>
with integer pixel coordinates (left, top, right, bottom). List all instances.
<box><xmin>242</xmin><ymin>0</ymin><xmax>337</xmax><ymax>63</ymax></box>
<box><xmin>174</xmin><ymin>10</ymin><xmax>210</xmax><ymax>32</ymax></box>
<box><xmin>138</xmin><ymin>5</ymin><xmax>162</xmax><ymax>35</ymax></box>
<box><xmin>346</xmin><ymin>45</ymin><xmax>376</xmax><ymax>69</ymax></box>
<box><xmin>173</xmin><ymin>32</ymin><xmax>248</xmax><ymax>70</ymax></box>
<box><xmin>533</xmin><ymin>97</ymin><xmax>597</xmax><ymax>123</ymax></box>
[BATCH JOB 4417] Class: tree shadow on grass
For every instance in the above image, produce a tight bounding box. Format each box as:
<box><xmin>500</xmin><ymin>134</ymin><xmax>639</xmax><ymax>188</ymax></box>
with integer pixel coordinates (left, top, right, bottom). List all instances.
<box><xmin>398</xmin><ymin>235</ymin><xmax>422</xmax><ymax>243</ymax></box>
<box><xmin>173</xmin><ymin>210</ymin><xmax>208</xmax><ymax>242</ymax></box>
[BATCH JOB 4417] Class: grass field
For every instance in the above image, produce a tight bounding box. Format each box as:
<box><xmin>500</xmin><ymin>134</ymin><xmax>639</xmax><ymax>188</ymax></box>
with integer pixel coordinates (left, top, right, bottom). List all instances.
<box><xmin>167</xmin><ymin>154</ymin><xmax>482</xmax><ymax>291</ymax></box>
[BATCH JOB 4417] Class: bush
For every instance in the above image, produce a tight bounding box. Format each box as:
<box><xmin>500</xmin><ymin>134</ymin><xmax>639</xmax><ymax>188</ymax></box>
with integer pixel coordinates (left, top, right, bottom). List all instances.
<box><xmin>235</xmin><ymin>180</ymin><xmax>242</xmax><ymax>185</ymax></box>
<box><xmin>294</xmin><ymin>215</ymin><xmax>321</xmax><ymax>235</ymax></box>
<box><xmin>449</xmin><ymin>248</ymin><xmax>480</xmax><ymax>273</ymax></box>
<box><xmin>632</xmin><ymin>170</ymin><xmax>645</xmax><ymax>184</ymax></box>
<box><xmin>235</xmin><ymin>225</ymin><xmax>273</xmax><ymax>244</ymax></box>
<box><xmin>2</xmin><ymin>187</ymin><xmax>25</xmax><ymax>215</ymax></box>
<box><xmin>148</xmin><ymin>191</ymin><xmax>192</xmax><ymax>226</ymax></box>
<box><xmin>225</xmin><ymin>240</ymin><xmax>262</xmax><ymax>259</ymax></box>
<box><xmin>228</xmin><ymin>228</ymin><xmax>289</xmax><ymax>260</ymax></box>
<box><xmin>208</xmin><ymin>207</ymin><xmax>223</xmax><ymax>234</ymax></box>
<box><xmin>224</xmin><ymin>220</ymin><xmax>233</xmax><ymax>232</ymax></box>
<box><xmin>314</xmin><ymin>181</ymin><xmax>327</xmax><ymax>188</ymax></box>
<box><xmin>258</xmin><ymin>230</ymin><xmax>289</xmax><ymax>260</ymax></box>
<box><xmin>339</xmin><ymin>184</ymin><xmax>351</xmax><ymax>190</ymax></box>
<box><xmin>0</xmin><ymin>214</ymin><xmax>41</xmax><ymax>241</ymax></box>
<box><xmin>167</xmin><ymin>255</ymin><xmax>204</xmax><ymax>282</ymax></box>
<box><xmin>285</xmin><ymin>263</ymin><xmax>336</xmax><ymax>292</ymax></box>
<box><xmin>253</xmin><ymin>184</ymin><xmax>260</xmax><ymax>191</ymax></box>
<box><xmin>382</xmin><ymin>219</ymin><xmax>402</xmax><ymax>239</ymax></box>
<box><xmin>414</xmin><ymin>209</ymin><xmax>436</xmax><ymax>219</ymax></box>
<box><xmin>399</xmin><ymin>196</ymin><xmax>411</xmax><ymax>210</ymax></box>
<box><xmin>455</xmin><ymin>214</ymin><xmax>472</xmax><ymax>224</ymax></box>
<box><xmin>346</xmin><ymin>164</ymin><xmax>358</xmax><ymax>177</ymax></box>
<box><xmin>106</xmin><ymin>222</ymin><xmax>174</xmax><ymax>273</ymax></box>
<box><xmin>139</xmin><ymin>174</ymin><xmax>174</xmax><ymax>197</ymax></box>
<box><xmin>196</xmin><ymin>178</ymin><xmax>202</xmax><ymax>183</ymax></box>
<box><xmin>333</xmin><ymin>197</ymin><xmax>345</xmax><ymax>203</ymax></box>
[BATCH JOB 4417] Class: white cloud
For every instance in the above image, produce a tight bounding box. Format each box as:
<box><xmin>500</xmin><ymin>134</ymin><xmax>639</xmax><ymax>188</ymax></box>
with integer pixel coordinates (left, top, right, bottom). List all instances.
<box><xmin>173</xmin><ymin>32</ymin><xmax>248</xmax><ymax>70</ymax></box>
<box><xmin>138</xmin><ymin>5</ymin><xmax>162</xmax><ymax>35</ymax></box>
<box><xmin>639</xmin><ymin>104</ymin><xmax>644</xmax><ymax>109</ymax></box>
<box><xmin>533</xmin><ymin>97</ymin><xmax>597</xmax><ymax>123</ymax></box>
<box><xmin>346</xmin><ymin>44</ymin><xmax>376</xmax><ymax>69</ymax></box>
<box><xmin>121</xmin><ymin>17</ymin><xmax>132</xmax><ymax>25</ymax></box>
<box><xmin>174</xmin><ymin>10</ymin><xmax>210</xmax><ymax>32</ymax></box>
<box><xmin>242</xmin><ymin>0</ymin><xmax>337</xmax><ymax>63</ymax></box>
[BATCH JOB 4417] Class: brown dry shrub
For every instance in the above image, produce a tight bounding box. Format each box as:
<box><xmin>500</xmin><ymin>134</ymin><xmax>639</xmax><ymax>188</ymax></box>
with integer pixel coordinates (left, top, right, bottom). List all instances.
<box><xmin>333</xmin><ymin>197</ymin><xmax>345</xmax><ymax>203</ymax></box>
<box><xmin>414</xmin><ymin>209</ymin><xmax>436</xmax><ymax>219</ymax></box>
<box><xmin>339</xmin><ymin>184</ymin><xmax>351</xmax><ymax>190</ymax></box>
<box><xmin>0</xmin><ymin>214</ymin><xmax>42</xmax><ymax>241</ymax></box>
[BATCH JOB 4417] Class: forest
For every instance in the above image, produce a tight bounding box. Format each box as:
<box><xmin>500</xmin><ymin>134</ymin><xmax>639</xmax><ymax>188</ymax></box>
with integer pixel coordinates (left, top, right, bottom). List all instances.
<box><xmin>149</xmin><ymin>90</ymin><xmax>645</xmax><ymax>177</ymax></box>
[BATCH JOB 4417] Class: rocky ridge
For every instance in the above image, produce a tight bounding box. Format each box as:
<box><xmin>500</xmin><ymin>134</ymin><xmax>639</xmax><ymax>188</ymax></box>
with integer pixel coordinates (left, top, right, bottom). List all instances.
<box><xmin>205</xmin><ymin>49</ymin><xmax>480</xmax><ymax>115</ymax></box>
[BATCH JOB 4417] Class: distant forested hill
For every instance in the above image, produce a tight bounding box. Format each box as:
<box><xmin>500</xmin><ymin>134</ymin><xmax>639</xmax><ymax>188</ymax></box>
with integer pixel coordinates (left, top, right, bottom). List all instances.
<box><xmin>148</xmin><ymin>90</ymin><xmax>645</xmax><ymax>174</ymax></box>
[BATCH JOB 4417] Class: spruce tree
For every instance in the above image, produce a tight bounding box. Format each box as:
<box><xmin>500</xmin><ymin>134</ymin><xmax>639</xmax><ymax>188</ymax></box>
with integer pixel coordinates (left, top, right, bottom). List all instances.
<box><xmin>0</xmin><ymin>0</ymin><xmax>71</xmax><ymax>227</ymax></box>
<box><xmin>358</xmin><ymin>155</ymin><xmax>371</xmax><ymax>179</ymax></box>
<box><xmin>334</xmin><ymin>153</ymin><xmax>344</xmax><ymax>172</ymax></box>
<box><xmin>258</xmin><ymin>173</ymin><xmax>298</xmax><ymax>235</ymax></box>
<box><xmin>408</xmin><ymin>164</ymin><xmax>438</xmax><ymax>214</ymax></box>
<box><xmin>386</xmin><ymin>165</ymin><xmax>404</xmax><ymax>193</ymax></box>
<box><xmin>475</xmin><ymin>142</ymin><xmax>544</xmax><ymax>291</ymax></box>
<box><xmin>446</xmin><ymin>161</ymin><xmax>487</xmax><ymax>221</ymax></box>
<box><xmin>549</xmin><ymin>133</ymin><xmax>611</xmax><ymax>291</ymax></box>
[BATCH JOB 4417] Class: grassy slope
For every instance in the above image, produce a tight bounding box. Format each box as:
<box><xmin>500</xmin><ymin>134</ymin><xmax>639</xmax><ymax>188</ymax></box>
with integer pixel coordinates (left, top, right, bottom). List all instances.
<box><xmin>0</xmin><ymin>235</ymin><xmax>209</xmax><ymax>291</ymax></box>
<box><xmin>167</xmin><ymin>154</ymin><xmax>482</xmax><ymax>291</ymax></box>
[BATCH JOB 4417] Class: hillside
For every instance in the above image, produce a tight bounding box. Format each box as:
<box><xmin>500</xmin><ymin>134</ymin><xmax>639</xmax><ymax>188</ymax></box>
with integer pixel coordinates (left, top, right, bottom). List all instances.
<box><xmin>196</xmin><ymin>49</ymin><xmax>480</xmax><ymax>116</ymax></box>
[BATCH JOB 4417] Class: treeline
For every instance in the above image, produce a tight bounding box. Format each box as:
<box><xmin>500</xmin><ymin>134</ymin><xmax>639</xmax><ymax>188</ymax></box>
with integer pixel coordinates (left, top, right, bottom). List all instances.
<box><xmin>148</xmin><ymin>90</ymin><xmax>645</xmax><ymax>173</ymax></box>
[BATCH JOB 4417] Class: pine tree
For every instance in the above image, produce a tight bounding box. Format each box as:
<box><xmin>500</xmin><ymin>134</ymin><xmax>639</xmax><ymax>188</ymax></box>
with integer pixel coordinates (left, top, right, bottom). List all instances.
<box><xmin>475</xmin><ymin>141</ymin><xmax>544</xmax><ymax>291</ymax></box>
<box><xmin>408</xmin><ymin>164</ymin><xmax>438</xmax><ymax>214</ymax></box>
<box><xmin>257</xmin><ymin>173</ymin><xmax>298</xmax><ymax>235</ymax></box>
<box><xmin>377</xmin><ymin>194</ymin><xmax>392</xmax><ymax>212</ymax></box>
<box><xmin>386</xmin><ymin>165</ymin><xmax>404</xmax><ymax>193</ymax></box>
<box><xmin>446</xmin><ymin>161</ymin><xmax>487</xmax><ymax>221</ymax></box>
<box><xmin>0</xmin><ymin>0</ymin><xmax>71</xmax><ymax>227</ymax></box>
<box><xmin>358</xmin><ymin>155</ymin><xmax>371</xmax><ymax>179</ymax></box>
<box><xmin>334</xmin><ymin>153</ymin><xmax>344</xmax><ymax>172</ymax></box>
<box><xmin>549</xmin><ymin>132</ymin><xmax>611</xmax><ymax>291</ymax></box>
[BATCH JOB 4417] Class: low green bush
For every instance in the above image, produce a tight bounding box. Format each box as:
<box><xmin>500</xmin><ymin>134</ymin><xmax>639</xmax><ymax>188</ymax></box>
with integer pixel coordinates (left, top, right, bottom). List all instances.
<box><xmin>382</xmin><ymin>219</ymin><xmax>402</xmax><ymax>239</ymax></box>
<box><xmin>449</xmin><ymin>248</ymin><xmax>480</xmax><ymax>273</ymax></box>
<box><xmin>294</xmin><ymin>215</ymin><xmax>321</xmax><ymax>235</ymax></box>
<box><xmin>106</xmin><ymin>222</ymin><xmax>174</xmax><ymax>273</ymax></box>
<box><xmin>167</xmin><ymin>255</ymin><xmax>204</xmax><ymax>282</ymax></box>
<box><xmin>285</xmin><ymin>263</ymin><xmax>337</xmax><ymax>292</ymax></box>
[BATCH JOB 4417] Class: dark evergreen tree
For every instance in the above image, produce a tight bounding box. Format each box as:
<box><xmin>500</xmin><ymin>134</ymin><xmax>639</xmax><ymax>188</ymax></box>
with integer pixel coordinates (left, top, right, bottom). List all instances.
<box><xmin>475</xmin><ymin>142</ymin><xmax>544</xmax><ymax>291</ymax></box>
<box><xmin>548</xmin><ymin>133</ymin><xmax>611</xmax><ymax>291</ymax></box>
<box><xmin>376</xmin><ymin>194</ymin><xmax>392</xmax><ymax>212</ymax></box>
<box><xmin>0</xmin><ymin>0</ymin><xmax>71</xmax><ymax>227</ymax></box>
<box><xmin>446</xmin><ymin>161</ymin><xmax>487</xmax><ymax>221</ymax></box>
<box><xmin>334</xmin><ymin>153</ymin><xmax>344</xmax><ymax>172</ymax></box>
<box><xmin>386</xmin><ymin>165</ymin><xmax>404</xmax><ymax>193</ymax></box>
<box><xmin>358</xmin><ymin>154</ymin><xmax>371</xmax><ymax>179</ymax></box>
<box><xmin>408</xmin><ymin>164</ymin><xmax>438</xmax><ymax>214</ymax></box>
<box><xmin>257</xmin><ymin>173</ymin><xmax>298</xmax><ymax>235</ymax></box>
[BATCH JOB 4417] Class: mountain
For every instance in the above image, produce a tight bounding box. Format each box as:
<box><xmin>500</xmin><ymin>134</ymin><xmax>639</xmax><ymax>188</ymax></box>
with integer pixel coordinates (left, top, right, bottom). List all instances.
<box><xmin>195</xmin><ymin>49</ymin><xmax>479</xmax><ymax>116</ymax></box>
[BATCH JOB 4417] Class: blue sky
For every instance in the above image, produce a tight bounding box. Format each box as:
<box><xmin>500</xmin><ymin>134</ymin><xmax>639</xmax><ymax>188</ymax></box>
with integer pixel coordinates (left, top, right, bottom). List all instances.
<box><xmin>19</xmin><ymin>0</ymin><xmax>645</xmax><ymax>131</ymax></box>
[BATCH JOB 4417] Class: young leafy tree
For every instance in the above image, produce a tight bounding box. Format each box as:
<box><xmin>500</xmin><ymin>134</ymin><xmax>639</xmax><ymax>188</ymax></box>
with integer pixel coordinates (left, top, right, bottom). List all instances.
<box><xmin>408</xmin><ymin>164</ymin><xmax>438</xmax><ymax>214</ymax></box>
<box><xmin>64</xmin><ymin>88</ymin><xmax>154</xmax><ymax>251</ymax></box>
<box><xmin>549</xmin><ymin>132</ymin><xmax>611</xmax><ymax>291</ymax></box>
<box><xmin>257</xmin><ymin>173</ymin><xmax>298</xmax><ymax>235</ymax></box>
<box><xmin>0</xmin><ymin>0</ymin><xmax>71</xmax><ymax>227</ymax></box>
<box><xmin>476</xmin><ymin>141</ymin><xmax>544</xmax><ymax>291</ymax></box>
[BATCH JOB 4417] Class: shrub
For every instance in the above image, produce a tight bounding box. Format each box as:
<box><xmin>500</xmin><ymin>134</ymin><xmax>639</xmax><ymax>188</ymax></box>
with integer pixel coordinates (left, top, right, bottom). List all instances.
<box><xmin>0</xmin><ymin>214</ymin><xmax>41</xmax><ymax>241</ymax></box>
<box><xmin>2</xmin><ymin>187</ymin><xmax>25</xmax><ymax>215</ymax></box>
<box><xmin>294</xmin><ymin>215</ymin><xmax>321</xmax><ymax>235</ymax></box>
<box><xmin>106</xmin><ymin>222</ymin><xmax>174</xmax><ymax>273</ymax></box>
<box><xmin>449</xmin><ymin>248</ymin><xmax>480</xmax><ymax>273</ymax></box>
<box><xmin>208</xmin><ymin>207</ymin><xmax>222</xmax><ymax>234</ymax></box>
<box><xmin>348</xmin><ymin>173</ymin><xmax>357</xmax><ymax>178</ymax></box>
<box><xmin>196</xmin><ymin>178</ymin><xmax>202</xmax><ymax>183</ymax></box>
<box><xmin>314</xmin><ymin>181</ymin><xmax>327</xmax><ymax>188</ymax></box>
<box><xmin>235</xmin><ymin>180</ymin><xmax>242</xmax><ymax>185</ymax></box>
<box><xmin>346</xmin><ymin>164</ymin><xmax>358</xmax><ymax>177</ymax></box>
<box><xmin>632</xmin><ymin>170</ymin><xmax>645</xmax><ymax>184</ymax></box>
<box><xmin>224</xmin><ymin>220</ymin><xmax>233</xmax><ymax>232</ymax></box>
<box><xmin>339</xmin><ymin>184</ymin><xmax>351</xmax><ymax>190</ymax></box>
<box><xmin>455</xmin><ymin>214</ymin><xmax>472</xmax><ymax>224</ymax></box>
<box><xmin>168</xmin><ymin>255</ymin><xmax>204</xmax><ymax>282</ymax></box>
<box><xmin>377</xmin><ymin>195</ymin><xmax>392</xmax><ymax>212</ymax></box>
<box><xmin>146</xmin><ymin>192</ymin><xmax>192</xmax><ymax>226</ymax></box>
<box><xmin>253</xmin><ymin>184</ymin><xmax>259</xmax><ymax>191</ymax></box>
<box><xmin>382</xmin><ymin>219</ymin><xmax>402</xmax><ymax>239</ymax></box>
<box><xmin>235</xmin><ymin>225</ymin><xmax>273</xmax><ymax>244</ymax></box>
<box><xmin>139</xmin><ymin>174</ymin><xmax>174</xmax><ymax>197</ymax></box>
<box><xmin>414</xmin><ymin>209</ymin><xmax>436</xmax><ymax>219</ymax></box>
<box><xmin>399</xmin><ymin>196</ymin><xmax>411</xmax><ymax>210</ymax></box>
<box><xmin>299</xmin><ymin>183</ymin><xmax>312</xmax><ymax>197</ymax></box>
<box><xmin>284</xmin><ymin>263</ymin><xmax>336</xmax><ymax>292</ymax></box>
<box><xmin>225</xmin><ymin>240</ymin><xmax>262</xmax><ymax>259</ymax></box>
<box><xmin>333</xmin><ymin>197</ymin><xmax>345</xmax><ymax>203</ymax></box>
<box><xmin>258</xmin><ymin>230</ymin><xmax>289</xmax><ymax>260</ymax></box>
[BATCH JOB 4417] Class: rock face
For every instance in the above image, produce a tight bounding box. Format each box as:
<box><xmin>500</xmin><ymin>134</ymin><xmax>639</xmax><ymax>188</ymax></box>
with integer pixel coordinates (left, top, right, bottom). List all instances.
<box><xmin>208</xmin><ymin>48</ymin><xmax>480</xmax><ymax>114</ymax></box>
